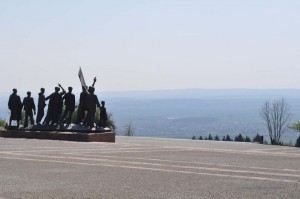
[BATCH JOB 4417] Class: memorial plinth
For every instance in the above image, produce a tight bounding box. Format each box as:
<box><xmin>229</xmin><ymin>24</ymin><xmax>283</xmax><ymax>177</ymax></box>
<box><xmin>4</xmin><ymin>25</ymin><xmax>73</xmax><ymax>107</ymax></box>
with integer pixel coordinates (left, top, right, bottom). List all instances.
<box><xmin>0</xmin><ymin>124</ymin><xmax>115</xmax><ymax>142</ymax></box>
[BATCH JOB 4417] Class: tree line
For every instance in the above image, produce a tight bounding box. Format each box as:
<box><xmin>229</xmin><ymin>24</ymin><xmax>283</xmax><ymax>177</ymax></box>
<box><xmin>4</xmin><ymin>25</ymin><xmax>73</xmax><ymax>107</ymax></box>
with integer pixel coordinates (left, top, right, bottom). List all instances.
<box><xmin>192</xmin><ymin>133</ymin><xmax>264</xmax><ymax>144</ymax></box>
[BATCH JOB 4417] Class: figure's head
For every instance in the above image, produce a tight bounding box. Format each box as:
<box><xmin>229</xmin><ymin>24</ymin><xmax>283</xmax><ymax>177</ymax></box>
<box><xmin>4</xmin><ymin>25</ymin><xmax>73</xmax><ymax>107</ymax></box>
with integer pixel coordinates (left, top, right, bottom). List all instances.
<box><xmin>101</xmin><ymin>101</ymin><xmax>105</xmax><ymax>106</ymax></box>
<box><xmin>68</xmin><ymin>87</ymin><xmax>73</xmax><ymax>92</ymax></box>
<box><xmin>88</xmin><ymin>86</ymin><xmax>95</xmax><ymax>94</ymax></box>
<box><xmin>27</xmin><ymin>91</ymin><xmax>31</xmax><ymax>97</ymax></box>
<box><xmin>40</xmin><ymin>88</ymin><xmax>45</xmax><ymax>94</ymax></box>
<box><xmin>55</xmin><ymin>87</ymin><xmax>60</xmax><ymax>92</ymax></box>
<box><xmin>13</xmin><ymin>88</ymin><xmax>17</xmax><ymax>94</ymax></box>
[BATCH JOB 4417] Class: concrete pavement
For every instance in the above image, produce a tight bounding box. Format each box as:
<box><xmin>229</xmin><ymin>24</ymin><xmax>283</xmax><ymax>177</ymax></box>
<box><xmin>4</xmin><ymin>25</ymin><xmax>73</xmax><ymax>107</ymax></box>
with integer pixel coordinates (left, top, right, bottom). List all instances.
<box><xmin>0</xmin><ymin>136</ymin><xmax>300</xmax><ymax>198</ymax></box>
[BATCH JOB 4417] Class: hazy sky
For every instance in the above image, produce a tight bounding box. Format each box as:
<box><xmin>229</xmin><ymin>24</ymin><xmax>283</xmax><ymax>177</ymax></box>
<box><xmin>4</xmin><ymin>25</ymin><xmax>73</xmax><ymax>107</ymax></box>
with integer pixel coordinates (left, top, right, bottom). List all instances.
<box><xmin>0</xmin><ymin>0</ymin><xmax>299</xmax><ymax>94</ymax></box>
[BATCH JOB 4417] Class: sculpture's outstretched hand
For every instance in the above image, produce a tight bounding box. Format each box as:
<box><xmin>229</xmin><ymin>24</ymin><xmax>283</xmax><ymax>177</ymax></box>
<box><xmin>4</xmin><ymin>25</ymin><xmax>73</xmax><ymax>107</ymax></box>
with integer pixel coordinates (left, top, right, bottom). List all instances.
<box><xmin>58</xmin><ymin>83</ymin><xmax>66</xmax><ymax>93</ymax></box>
<box><xmin>92</xmin><ymin>77</ymin><xmax>97</xmax><ymax>87</ymax></box>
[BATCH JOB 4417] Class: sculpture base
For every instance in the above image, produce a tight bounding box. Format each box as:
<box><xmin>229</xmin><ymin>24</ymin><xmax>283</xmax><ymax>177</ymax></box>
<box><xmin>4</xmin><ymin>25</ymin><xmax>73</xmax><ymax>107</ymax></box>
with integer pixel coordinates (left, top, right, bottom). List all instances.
<box><xmin>0</xmin><ymin>130</ymin><xmax>115</xmax><ymax>142</ymax></box>
<box><xmin>16</xmin><ymin>124</ymin><xmax>112</xmax><ymax>133</ymax></box>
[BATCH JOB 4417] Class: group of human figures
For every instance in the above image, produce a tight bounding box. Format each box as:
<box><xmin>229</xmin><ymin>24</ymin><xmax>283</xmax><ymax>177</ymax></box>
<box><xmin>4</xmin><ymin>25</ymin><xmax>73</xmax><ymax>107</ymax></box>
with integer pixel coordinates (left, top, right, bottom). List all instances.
<box><xmin>8</xmin><ymin>78</ymin><xmax>108</xmax><ymax>129</ymax></box>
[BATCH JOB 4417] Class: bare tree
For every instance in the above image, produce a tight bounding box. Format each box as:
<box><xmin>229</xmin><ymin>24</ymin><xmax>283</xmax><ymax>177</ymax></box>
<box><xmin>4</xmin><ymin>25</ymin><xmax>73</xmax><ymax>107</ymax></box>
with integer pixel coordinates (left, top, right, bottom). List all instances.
<box><xmin>260</xmin><ymin>98</ymin><xmax>291</xmax><ymax>145</ymax></box>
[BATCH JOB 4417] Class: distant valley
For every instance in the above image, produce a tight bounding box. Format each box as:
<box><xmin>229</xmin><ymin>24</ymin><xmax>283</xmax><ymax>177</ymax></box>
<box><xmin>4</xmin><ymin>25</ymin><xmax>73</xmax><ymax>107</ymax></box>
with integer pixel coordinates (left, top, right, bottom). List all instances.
<box><xmin>1</xmin><ymin>89</ymin><xmax>300</xmax><ymax>142</ymax></box>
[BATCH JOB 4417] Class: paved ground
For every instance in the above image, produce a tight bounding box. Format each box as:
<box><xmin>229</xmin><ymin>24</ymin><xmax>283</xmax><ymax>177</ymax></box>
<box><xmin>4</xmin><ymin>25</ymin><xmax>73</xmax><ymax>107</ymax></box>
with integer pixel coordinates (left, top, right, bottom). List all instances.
<box><xmin>0</xmin><ymin>136</ymin><xmax>300</xmax><ymax>199</ymax></box>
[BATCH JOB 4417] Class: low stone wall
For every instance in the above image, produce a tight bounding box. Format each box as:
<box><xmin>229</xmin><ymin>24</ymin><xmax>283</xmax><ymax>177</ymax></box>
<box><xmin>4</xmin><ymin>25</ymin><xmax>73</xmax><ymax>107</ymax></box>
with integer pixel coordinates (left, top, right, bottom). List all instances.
<box><xmin>0</xmin><ymin>130</ymin><xmax>115</xmax><ymax>143</ymax></box>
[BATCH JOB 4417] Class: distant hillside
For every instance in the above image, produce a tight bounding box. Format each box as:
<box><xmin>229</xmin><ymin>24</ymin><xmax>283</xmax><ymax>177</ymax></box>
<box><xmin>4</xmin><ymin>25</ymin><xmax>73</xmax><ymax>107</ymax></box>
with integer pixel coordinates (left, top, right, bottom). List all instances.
<box><xmin>99</xmin><ymin>89</ymin><xmax>300</xmax><ymax>100</ymax></box>
<box><xmin>1</xmin><ymin>89</ymin><xmax>300</xmax><ymax>142</ymax></box>
<box><xmin>101</xmin><ymin>89</ymin><xmax>300</xmax><ymax>142</ymax></box>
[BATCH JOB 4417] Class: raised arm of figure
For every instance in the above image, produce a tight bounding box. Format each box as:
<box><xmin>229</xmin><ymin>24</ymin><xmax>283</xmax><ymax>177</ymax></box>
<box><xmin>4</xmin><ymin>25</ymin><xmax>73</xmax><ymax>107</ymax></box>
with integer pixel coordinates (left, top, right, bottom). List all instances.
<box><xmin>92</xmin><ymin>77</ymin><xmax>97</xmax><ymax>87</ymax></box>
<box><xmin>58</xmin><ymin>83</ymin><xmax>66</xmax><ymax>94</ymax></box>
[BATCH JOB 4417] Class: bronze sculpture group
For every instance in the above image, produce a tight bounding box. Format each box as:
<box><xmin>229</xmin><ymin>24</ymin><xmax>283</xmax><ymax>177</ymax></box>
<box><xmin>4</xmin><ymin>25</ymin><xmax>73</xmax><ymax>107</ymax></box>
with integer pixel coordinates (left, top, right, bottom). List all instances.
<box><xmin>8</xmin><ymin>77</ymin><xmax>108</xmax><ymax>129</ymax></box>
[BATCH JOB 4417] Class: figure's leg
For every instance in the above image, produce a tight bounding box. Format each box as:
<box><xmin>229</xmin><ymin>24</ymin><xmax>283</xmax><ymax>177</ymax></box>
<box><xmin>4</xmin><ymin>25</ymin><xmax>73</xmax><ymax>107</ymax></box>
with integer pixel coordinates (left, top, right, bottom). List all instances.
<box><xmin>9</xmin><ymin>114</ymin><xmax>12</xmax><ymax>126</ymax></box>
<box><xmin>30</xmin><ymin>112</ymin><xmax>34</xmax><ymax>125</ymax></box>
<box><xmin>36</xmin><ymin>112</ymin><xmax>40</xmax><ymax>124</ymax></box>
<box><xmin>36</xmin><ymin>108</ymin><xmax>43</xmax><ymax>124</ymax></box>
<box><xmin>83</xmin><ymin>110</ymin><xmax>88</xmax><ymax>125</ymax></box>
<box><xmin>24</xmin><ymin>112</ymin><xmax>29</xmax><ymax>128</ymax></box>
<box><xmin>82</xmin><ymin>109</ymin><xmax>87</xmax><ymax>124</ymax></box>
<box><xmin>88</xmin><ymin>110</ymin><xmax>96</xmax><ymax>128</ymax></box>
<box><xmin>44</xmin><ymin>109</ymin><xmax>51</xmax><ymax>125</ymax></box>
<box><xmin>40</xmin><ymin>109</ymin><xmax>44</xmax><ymax>123</ymax></box>
<box><xmin>60</xmin><ymin>109</ymin><xmax>68</xmax><ymax>124</ymax></box>
<box><xmin>57</xmin><ymin>108</ymin><xmax>63</xmax><ymax>124</ymax></box>
<box><xmin>76</xmin><ymin>107</ymin><xmax>83</xmax><ymax>124</ymax></box>
<box><xmin>52</xmin><ymin>109</ymin><xmax>59</xmax><ymax>125</ymax></box>
<box><xmin>66</xmin><ymin>109</ymin><xmax>74</xmax><ymax>124</ymax></box>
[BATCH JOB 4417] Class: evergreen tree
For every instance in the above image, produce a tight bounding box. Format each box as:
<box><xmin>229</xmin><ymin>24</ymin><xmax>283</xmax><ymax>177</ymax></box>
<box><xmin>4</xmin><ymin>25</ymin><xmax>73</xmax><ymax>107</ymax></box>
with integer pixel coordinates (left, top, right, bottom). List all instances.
<box><xmin>245</xmin><ymin>136</ymin><xmax>251</xmax><ymax>142</ymax></box>
<box><xmin>234</xmin><ymin>133</ymin><xmax>245</xmax><ymax>142</ymax></box>
<box><xmin>199</xmin><ymin>136</ymin><xmax>203</xmax><ymax>140</ymax></box>
<box><xmin>253</xmin><ymin>133</ymin><xmax>263</xmax><ymax>144</ymax></box>
<box><xmin>208</xmin><ymin>134</ymin><xmax>213</xmax><ymax>140</ymax></box>
<box><xmin>214</xmin><ymin>135</ymin><xmax>220</xmax><ymax>141</ymax></box>
<box><xmin>225</xmin><ymin>134</ymin><xmax>232</xmax><ymax>141</ymax></box>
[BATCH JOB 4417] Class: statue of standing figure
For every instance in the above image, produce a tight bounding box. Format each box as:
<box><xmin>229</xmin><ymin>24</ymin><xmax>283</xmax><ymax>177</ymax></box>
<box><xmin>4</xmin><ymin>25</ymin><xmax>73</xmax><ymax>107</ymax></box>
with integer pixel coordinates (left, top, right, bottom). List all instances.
<box><xmin>99</xmin><ymin>101</ymin><xmax>108</xmax><ymax>127</ymax></box>
<box><xmin>57</xmin><ymin>84</ymin><xmax>66</xmax><ymax>123</ymax></box>
<box><xmin>22</xmin><ymin>91</ymin><xmax>36</xmax><ymax>128</ymax></box>
<box><xmin>36</xmin><ymin>88</ymin><xmax>46</xmax><ymax>125</ymax></box>
<box><xmin>76</xmin><ymin>77</ymin><xmax>97</xmax><ymax>125</ymax></box>
<box><xmin>8</xmin><ymin>88</ymin><xmax>22</xmax><ymax>127</ymax></box>
<box><xmin>60</xmin><ymin>86</ymin><xmax>75</xmax><ymax>124</ymax></box>
<box><xmin>44</xmin><ymin>85</ymin><xmax>66</xmax><ymax>125</ymax></box>
<box><xmin>85</xmin><ymin>86</ymin><xmax>100</xmax><ymax>128</ymax></box>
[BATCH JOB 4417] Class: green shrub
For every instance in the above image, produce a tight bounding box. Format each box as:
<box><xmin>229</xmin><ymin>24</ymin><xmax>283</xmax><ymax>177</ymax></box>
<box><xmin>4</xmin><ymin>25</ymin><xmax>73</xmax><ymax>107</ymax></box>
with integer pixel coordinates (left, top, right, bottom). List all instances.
<box><xmin>70</xmin><ymin>105</ymin><xmax>116</xmax><ymax>131</ymax></box>
<box><xmin>124</xmin><ymin>122</ymin><xmax>135</xmax><ymax>136</ymax></box>
<box><xmin>0</xmin><ymin>118</ymin><xmax>6</xmax><ymax>129</ymax></box>
<box><xmin>105</xmin><ymin>113</ymin><xmax>116</xmax><ymax>132</ymax></box>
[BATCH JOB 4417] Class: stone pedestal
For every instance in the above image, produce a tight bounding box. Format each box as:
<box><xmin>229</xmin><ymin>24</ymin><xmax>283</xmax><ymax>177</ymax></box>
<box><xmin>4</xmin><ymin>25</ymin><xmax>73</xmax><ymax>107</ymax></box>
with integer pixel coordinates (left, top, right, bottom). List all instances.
<box><xmin>0</xmin><ymin>128</ymin><xmax>115</xmax><ymax>143</ymax></box>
